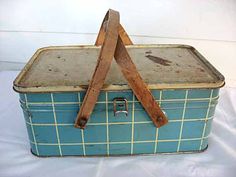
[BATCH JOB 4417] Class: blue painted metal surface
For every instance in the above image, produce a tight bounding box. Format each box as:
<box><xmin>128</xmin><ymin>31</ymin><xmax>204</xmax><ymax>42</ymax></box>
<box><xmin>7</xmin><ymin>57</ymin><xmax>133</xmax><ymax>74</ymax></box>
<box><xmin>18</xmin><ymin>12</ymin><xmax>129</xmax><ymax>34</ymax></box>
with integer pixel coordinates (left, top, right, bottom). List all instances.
<box><xmin>19</xmin><ymin>88</ymin><xmax>219</xmax><ymax>156</ymax></box>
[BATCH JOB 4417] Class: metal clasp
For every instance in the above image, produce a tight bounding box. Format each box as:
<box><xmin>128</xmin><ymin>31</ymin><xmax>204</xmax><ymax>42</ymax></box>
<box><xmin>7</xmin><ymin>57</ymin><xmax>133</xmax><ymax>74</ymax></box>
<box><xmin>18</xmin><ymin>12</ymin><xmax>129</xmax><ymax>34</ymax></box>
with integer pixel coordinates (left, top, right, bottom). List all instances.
<box><xmin>113</xmin><ymin>97</ymin><xmax>128</xmax><ymax>117</ymax></box>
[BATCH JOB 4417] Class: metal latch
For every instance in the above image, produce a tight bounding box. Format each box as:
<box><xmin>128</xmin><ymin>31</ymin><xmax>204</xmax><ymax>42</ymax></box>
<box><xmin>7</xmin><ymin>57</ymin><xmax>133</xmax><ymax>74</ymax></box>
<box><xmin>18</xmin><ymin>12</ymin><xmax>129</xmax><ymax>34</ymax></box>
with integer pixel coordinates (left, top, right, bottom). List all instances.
<box><xmin>113</xmin><ymin>97</ymin><xmax>128</xmax><ymax>116</ymax></box>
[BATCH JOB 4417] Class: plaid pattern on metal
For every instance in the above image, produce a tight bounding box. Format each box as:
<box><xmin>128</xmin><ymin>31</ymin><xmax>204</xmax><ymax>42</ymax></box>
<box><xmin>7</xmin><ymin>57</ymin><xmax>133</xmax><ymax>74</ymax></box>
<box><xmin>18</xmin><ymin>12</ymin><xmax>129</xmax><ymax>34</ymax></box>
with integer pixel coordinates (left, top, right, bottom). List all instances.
<box><xmin>19</xmin><ymin>88</ymin><xmax>219</xmax><ymax>156</ymax></box>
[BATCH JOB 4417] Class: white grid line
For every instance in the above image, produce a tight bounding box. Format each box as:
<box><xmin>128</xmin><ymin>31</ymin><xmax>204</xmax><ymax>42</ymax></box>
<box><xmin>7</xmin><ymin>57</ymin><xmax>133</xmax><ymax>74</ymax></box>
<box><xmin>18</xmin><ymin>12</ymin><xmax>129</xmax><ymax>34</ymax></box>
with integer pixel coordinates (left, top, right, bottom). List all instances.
<box><xmin>25</xmin><ymin>116</ymin><xmax>214</xmax><ymax>127</ymax></box>
<box><xmin>51</xmin><ymin>93</ymin><xmax>62</xmax><ymax>156</ymax></box>
<box><xmin>106</xmin><ymin>92</ymin><xmax>110</xmax><ymax>155</ymax></box>
<box><xmin>78</xmin><ymin>92</ymin><xmax>86</xmax><ymax>156</ymax></box>
<box><xmin>177</xmin><ymin>90</ymin><xmax>189</xmax><ymax>152</ymax></box>
<box><xmin>23</xmin><ymin>105</ymin><xmax>218</xmax><ymax>112</ymax></box>
<box><xmin>131</xmin><ymin>93</ymin><xmax>135</xmax><ymax>154</ymax></box>
<box><xmin>80</xmin><ymin>129</ymin><xmax>86</xmax><ymax>156</ymax></box>
<box><xmin>24</xmin><ymin>94</ymin><xmax>39</xmax><ymax>156</ymax></box>
<box><xmin>30</xmin><ymin>136</ymin><xmax>210</xmax><ymax>146</ymax></box>
<box><xmin>19</xmin><ymin>95</ymin><xmax>220</xmax><ymax>105</ymax></box>
<box><xmin>154</xmin><ymin>90</ymin><xmax>162</xmax><ymax>153</ymax></box>
<box><xmin>154</xmin><ymin>128</ymin><xmax>159</xmax><ymax>153</ymax></box>
<box><xmin>199</xmin><ymin>89</ymin><xmax>214</xmax><ymax>150</ymax></box>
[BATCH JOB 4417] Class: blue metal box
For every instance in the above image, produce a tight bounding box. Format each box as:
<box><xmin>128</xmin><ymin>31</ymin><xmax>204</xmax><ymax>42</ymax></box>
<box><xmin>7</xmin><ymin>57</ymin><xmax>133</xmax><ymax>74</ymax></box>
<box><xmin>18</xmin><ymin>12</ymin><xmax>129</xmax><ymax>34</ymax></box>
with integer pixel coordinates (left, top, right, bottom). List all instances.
<box><xmin>13</xmin><ymin>45</ymin><xmax>224</xmax><ymax>156</ymax></box>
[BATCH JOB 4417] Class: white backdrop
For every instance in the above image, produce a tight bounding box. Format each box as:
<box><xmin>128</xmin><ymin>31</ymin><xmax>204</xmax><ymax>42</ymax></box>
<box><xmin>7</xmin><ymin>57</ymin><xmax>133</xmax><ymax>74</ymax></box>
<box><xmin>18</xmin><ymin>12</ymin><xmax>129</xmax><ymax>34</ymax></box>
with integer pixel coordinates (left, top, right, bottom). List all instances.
<box><xmin>0</xmin><ymin>1</ymin><xmax>236</xmax><ymax>176</ymax></box>
<box><xmin>0</xmin><ymin>0</ymin><xmax>236</xmax><ymax>85</ymax></box>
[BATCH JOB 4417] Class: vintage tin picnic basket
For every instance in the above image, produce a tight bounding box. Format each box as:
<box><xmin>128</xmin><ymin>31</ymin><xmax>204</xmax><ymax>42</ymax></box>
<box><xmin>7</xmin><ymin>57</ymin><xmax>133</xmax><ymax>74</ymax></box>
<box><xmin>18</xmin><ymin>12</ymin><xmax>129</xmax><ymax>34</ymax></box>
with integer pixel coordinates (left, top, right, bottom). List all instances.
<box><xmin>13</xmin><ymin>9</ymin><xmax>224</xmax><ymax>157</ymax></box>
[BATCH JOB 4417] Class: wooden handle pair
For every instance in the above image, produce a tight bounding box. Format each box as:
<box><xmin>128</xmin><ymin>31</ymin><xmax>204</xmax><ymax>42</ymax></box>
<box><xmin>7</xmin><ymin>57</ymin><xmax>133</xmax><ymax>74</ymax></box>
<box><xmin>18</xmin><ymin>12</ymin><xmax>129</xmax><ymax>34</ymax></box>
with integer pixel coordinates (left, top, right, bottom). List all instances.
<box><xmin>74</xmin><ymin>9</ymin><xmax>168</xmax><ymax>129</ymax></box>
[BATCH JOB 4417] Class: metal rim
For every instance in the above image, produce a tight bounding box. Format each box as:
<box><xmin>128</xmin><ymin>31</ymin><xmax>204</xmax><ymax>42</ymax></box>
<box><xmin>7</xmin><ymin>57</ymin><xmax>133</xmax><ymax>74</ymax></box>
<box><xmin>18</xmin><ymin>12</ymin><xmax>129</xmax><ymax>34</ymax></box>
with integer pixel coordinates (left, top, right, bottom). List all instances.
<box><xmin>30</xmin><ymin>145</ymin><xmax>208</xmax><ymax>157</ymax></box>
<box><xmin>13</xmin><ymin>45</ymin><xmax>225</xmax><ymax>93</ymax></box>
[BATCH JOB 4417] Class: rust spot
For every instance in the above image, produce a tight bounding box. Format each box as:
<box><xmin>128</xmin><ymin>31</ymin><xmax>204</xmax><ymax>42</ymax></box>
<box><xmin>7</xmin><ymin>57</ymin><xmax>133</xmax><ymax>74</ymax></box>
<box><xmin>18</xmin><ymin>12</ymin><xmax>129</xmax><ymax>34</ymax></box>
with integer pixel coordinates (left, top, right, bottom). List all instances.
<box><xmin>79</xmin><ymin>85</ymin><xmax>88</xmax><ymax>89</ymax></box>
<box><xmin>102</xmin><ymin>84</ymin><xmax>111</xmax><ymax>89</ymax></box>
<box><xmin>79</xmin><ymin>84</ymin><xmax>110</xmax><ymax>90</ymax></box>
<box><xmin>145</xmin><ymin>50</ymin><xmax>152</xmax><ymax>54</ymax></box>
<box><xmin>175</xmin><ymin>70</ymin><xmax>180</xmax><ymax>73</ymax></box>
<box><xmin>34</xmin><ymin>84</ymin><xmax>42</xmax><ymax>87</ymax></box>
<box><xmin>145</xmin><ymin>55</ymin><xmax>172</xmax><ymax>66</ymax></box>
<box><xmin>197</xmin><ymin>68</ymin><xmax>205</xmax><ymax>72</ymax></box>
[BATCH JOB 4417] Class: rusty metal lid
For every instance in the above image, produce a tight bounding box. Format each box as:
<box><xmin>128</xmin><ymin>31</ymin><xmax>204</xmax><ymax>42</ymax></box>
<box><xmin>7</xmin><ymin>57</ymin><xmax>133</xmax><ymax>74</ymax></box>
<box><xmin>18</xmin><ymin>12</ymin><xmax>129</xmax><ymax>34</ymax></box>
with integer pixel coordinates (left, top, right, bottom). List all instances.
<box><xmin>13</xmin><ymin>44</ymin><xmax>225</xmax><ymax>93</ymax></box>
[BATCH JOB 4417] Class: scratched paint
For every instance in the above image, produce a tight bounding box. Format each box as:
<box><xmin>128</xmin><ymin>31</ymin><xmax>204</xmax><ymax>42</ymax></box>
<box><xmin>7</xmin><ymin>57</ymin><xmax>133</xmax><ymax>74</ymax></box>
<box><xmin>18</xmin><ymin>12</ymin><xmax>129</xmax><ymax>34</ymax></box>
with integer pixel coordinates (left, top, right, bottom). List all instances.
<box><xmin>145</xmin><ymin>54</ymin><xmax>172</xmax><ymax>66</ymax></box>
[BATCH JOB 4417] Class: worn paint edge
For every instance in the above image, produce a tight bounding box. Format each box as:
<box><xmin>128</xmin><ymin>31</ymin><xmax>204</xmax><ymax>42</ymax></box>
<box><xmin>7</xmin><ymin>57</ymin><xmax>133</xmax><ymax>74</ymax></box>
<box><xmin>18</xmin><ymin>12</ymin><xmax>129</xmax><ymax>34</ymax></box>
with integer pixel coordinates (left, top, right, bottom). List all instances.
<box><xmin>13</xmin><ymin>44</ymin><xmax>225</xmax><ymax>93</ymax></box>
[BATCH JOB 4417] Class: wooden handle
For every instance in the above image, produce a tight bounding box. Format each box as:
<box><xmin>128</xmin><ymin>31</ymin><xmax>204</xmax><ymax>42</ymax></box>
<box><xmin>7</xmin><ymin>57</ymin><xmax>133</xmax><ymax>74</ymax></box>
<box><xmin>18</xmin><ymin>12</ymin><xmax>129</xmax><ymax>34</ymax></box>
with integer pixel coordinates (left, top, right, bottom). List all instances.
<box><xmin>95</xmin><ymin>19</ymin><xmax>168</xmax><ymax>127</ymax></box>
<box><xmin>95</xmin><ymin>17</ymin><xmax>168</xmax><ymax>126</ymax></box>
<box><xmin>75</xmin><ymin>9</ymin><xmax>168</xmax><ymax>129</ymax></box>
<box><xmin>114</xmin><ymin>36</ymin><xmax>168</xmax><ymax>127</ymax></box>
<box><xmin>96</xmin><ymin>24</ymin><xmax>133</xmax><ymax>46</ymax></box>
<box><xmin>74</xmin><ymin>9</ymin><xmax>119</xmax><ymax>128</ymax></box>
